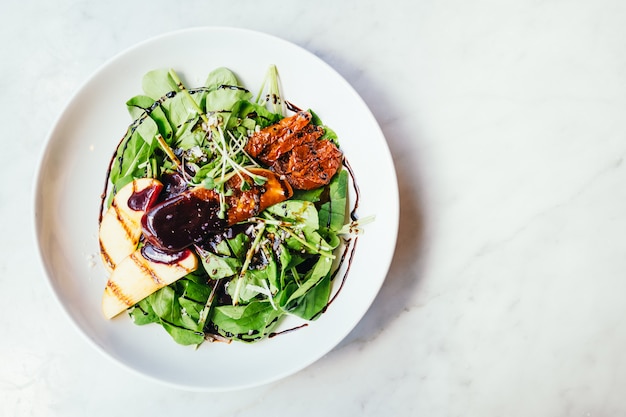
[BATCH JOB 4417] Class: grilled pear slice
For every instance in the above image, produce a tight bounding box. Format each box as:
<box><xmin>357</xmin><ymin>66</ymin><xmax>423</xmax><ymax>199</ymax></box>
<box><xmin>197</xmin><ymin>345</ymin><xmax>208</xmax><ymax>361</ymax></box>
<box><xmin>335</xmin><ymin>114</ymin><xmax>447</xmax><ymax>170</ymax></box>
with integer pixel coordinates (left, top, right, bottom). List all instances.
<box><xmin>99</xmin><ymin>178</ymin><xmax>163</xmax><ymax>272</ymax></box>
<box><xmin>102</xmin><ymin>247</ymin><xmax>198</xmax><ymax>319</ymax></box>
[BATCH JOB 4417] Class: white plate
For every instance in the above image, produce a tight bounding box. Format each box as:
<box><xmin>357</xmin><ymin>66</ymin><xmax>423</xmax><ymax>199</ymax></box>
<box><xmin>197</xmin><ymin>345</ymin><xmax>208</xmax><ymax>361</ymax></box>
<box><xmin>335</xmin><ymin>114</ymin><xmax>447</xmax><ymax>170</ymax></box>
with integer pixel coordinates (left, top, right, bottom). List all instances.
<box><xmin>33</xmin><ymin>27</ymin><xmax>398</xmax><ymax>391</ymax></box>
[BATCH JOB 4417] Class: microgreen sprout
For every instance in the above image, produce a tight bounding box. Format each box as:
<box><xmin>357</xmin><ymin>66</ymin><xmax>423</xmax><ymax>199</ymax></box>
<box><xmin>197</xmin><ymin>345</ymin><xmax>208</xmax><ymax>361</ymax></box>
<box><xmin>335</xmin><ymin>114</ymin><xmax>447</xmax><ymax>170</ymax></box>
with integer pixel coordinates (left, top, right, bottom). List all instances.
<box><xmin>232</xmin><ymin>222</ymin><xmax>266</xmax><ymax>306</ymax></box>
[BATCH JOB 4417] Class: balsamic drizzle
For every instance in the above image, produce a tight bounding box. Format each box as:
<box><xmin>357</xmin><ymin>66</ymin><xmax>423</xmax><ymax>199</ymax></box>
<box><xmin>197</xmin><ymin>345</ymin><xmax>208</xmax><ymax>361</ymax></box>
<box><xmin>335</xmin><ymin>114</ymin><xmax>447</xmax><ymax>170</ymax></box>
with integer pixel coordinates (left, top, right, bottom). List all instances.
<box><xmin>268</xmin><ymin>323</ymin><xmax>309</xmax><ymax>338</ymax></box>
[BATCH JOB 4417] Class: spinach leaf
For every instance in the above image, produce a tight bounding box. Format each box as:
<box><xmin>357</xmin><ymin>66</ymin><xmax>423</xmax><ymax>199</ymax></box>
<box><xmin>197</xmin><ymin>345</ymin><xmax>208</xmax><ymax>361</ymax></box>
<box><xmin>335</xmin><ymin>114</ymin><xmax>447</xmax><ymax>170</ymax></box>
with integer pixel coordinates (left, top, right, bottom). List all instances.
<box><xmin>126</xmin><ymin>95</ymin><xmax>174</xmax><ymax>142</ymax></box>
<box><xmin>282</xmin><ymin>255</ymin><xmax>333</xmax><ymax>306</ymax></box>
<box><xmin>284</xmin><ymin>273</ymin><xmax>331</xmax><ymax>320</ymax></box>
<box><xmin>310</xmin><ymin>109</ymin><xmax>339</xmax><ymax>144</ymax></box>
<box><xmin>205</xmin><ymin>86</ymin><xmax>252</xmax><ymax>114</ymax></box>
<box><xmin>292</xmin><ymin>187</ymin><xmax>325</xmax><ymax>203</ymax></box>
<box><xmin>200</xmin><ymin>251</ymin><xmax>241</xmax><ymax>280</ymax></box>
<box><xmin>204</xmin><ymin>67</ymin><xmax>240</xmax><ymax>90</ymax></box>
<box><xmin>108</xmin><ymin>125</ymin><xmax>159</xmax><ymax>200</ymax></box>
<box><xmin>129</xmin><ymin>275</ymin><xmax>213</xmax><ymax>346</ymax></box>
<box><xmin>225</xmin><ymin>100</ymin><xmax>282</xmax><ymax>131</ymax></box>
<box><xmin>212</xmin><ymin>300</ymin><xmax>280</xmax><ymax>341</ymax></box>
<box><xmin>266</xmin><ymin>200</ymin><xmax>319</xmax><ymax>230</ymax></box>
<box><xmin>227</xmin><ymin>232</ymin><xmax>251</xmax><ymax>261</ymax></box>
<box><xmin>319</xmin><ymin>169</ymin><xmax>348</xmax><ymax>234</ymax></box>
<box><xmin>142</xmin><ymin>69</ymin><xmax>178</xmax><ymax>101</ymax></box>
<box><xmin>174</xmin><ymin>117</ymin><xmax>206</xmax><ymax>150</ymax></box>
<box><xmin>160</xmin><ymin>321</ymin><xmax>204</xmax><ymax>346</ymax></box>
<box><xmin>129</xmin><ymin>298</ymin><xmax>158</xmax><ymax>325</ymax></box>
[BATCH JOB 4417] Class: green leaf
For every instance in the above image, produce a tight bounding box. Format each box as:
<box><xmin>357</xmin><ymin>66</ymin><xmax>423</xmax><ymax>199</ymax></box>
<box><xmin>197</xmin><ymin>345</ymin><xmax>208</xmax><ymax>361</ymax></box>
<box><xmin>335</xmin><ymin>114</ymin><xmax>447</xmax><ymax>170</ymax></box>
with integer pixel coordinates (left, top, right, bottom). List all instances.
<box><xmin>203</xmin><ymin>67</ymin><xmax>252</xmax><ymax>114</ymax></box>
<box><xmin>212</xmin><ymin>300</ymin><xmax>280</xmax><ymax>340</ymax></box>
<box><xmin>283</xmin><ymin>255</ymin><xmax>333</xmax><ymax>306</ymax></box>
<box><xmin>227</xmin><ymin>232</ymin><xmax>251</xmax><ymax>261</ymax></box>
<box><xmin>160</xmin><ymin>321</ymin><xmax>204</xmax><ymax>346</ymax></box>
<box><xmin>179</xmin><ymin>297</ymin><xmax>204</xmax><ymax>323</ymax></box>
<box><xmin>125</xmin><ymin>95</ymin><xmax>174</xmax><ymax>142</ymax></box>
<box><xmin>204</xmin><ymin>67</ymin><xmax>240</xmax><ymax>90</ymax></box>
<box><xmin>174</xmin><ymin>119</ymin><xmax>207</xmax><ymax>150</ymax></box>
<box><xmin>108</xmin><ymin>127</ymin><xmax>159</xmax><ymax>202</ymax></box>
<box><xmin>162</xmin><ymin>94</ymin><xmax>199</xmax><ymax>134</ymax></box>
<box><xmin>148</xmin><ymin>285</ymin><xmax>178</xmax><ymax>321</ymax></box>
<box><xmin>319</xmin><ymin>169</ymin><xmax>348</xmax><ymax>233</ymax></box>
<box><xmin>285</xmin><ymin>273</ymin><xmax>331</xmax><ymax>320</ymax></box>
<box><xmin>141</xmin><ymin>282</ymin><xmax>208</xmax><ymax>345</ymax></box>
<box><xmin>179</xmin><ymin>275</ymin><xmax>213</xmax><ymax>303</ymax></box>
<box><xmin>225</xmin><ymin>100</ymin><xmax>282</xmax><ymax>131</ymax></box>
<box><xmin>129</xmin><ymin>298</ymin><xmax>158</xmax><ymax>325</ymax></box>
<box><xmin>309</xmin><ymin>109</ymin><xmax>339</xmax><ymax>144</ymax></box>
<box><xmin>292</xmin><ymin>187</ymin><xmax>324</xmax><ymax>203</ymax></box>
<box><xmin>266</xmin><ymin>200</ymin><xmax>319</xmax><ymax>230</ymax></box>
<box><xmin>200</xmin><ymin>251</ymin><xmax>241</xmax><ymax>279</ymax></box>
<box><xmin>205</xmin><ymin>87</ymin><xmax>252</xmax><ymax>113</ymax></box>
<box><xmin>142</xmin><ymin>69</ymin><xmax>178</xmax><ymax>101</ymax></box>
<box><xmin>263</xmin><ymin>247</ymin><xmax>280</xmax><ymax>292</ymax></box>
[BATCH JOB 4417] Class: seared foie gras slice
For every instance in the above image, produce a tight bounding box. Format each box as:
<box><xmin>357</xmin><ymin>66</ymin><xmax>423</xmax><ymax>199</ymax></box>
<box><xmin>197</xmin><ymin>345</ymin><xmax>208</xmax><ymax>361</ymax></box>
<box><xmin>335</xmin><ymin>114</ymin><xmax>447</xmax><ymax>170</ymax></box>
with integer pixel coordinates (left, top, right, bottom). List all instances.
<box><xmin>273</xmin><ymin>139</ymin><xmax>344</xmax><ymax>190</ymax></box>
<box><xmin>102</xmin><ymin>246</ymin><xmax>197</xmax><ymax>319</ymax></box>
<box><xmin>142</xmin><ymin>168</ymin><xmax>293</xmax><ymax>252</ymax></box>
<box><xmin>244</xmin><ymin>111</ymin><xmax>314</xmax><ymax>162</ymax></box>
<box><xmin>227</xmin><ymin>167</ymin><xmax>294</xmax><ymax>224</ymax></box>
<box><xmin>244</xmin><ymin>111</ymin><xmax>343</xmax><ymax>190</ymax></box>
<box><xmin>99</xmin><ymin>178</ymin><xmax>163</xmax><ymax>272</ymax></box>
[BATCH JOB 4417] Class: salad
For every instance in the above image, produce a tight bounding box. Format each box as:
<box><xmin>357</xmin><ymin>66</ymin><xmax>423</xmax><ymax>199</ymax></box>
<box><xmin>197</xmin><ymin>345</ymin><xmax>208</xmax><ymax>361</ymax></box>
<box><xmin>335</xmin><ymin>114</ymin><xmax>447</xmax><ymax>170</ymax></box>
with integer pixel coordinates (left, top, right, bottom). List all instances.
<box><xmin>98</xmin><ymin>65</ymin><xmax>367</xmax><ymax>347</ymax></box>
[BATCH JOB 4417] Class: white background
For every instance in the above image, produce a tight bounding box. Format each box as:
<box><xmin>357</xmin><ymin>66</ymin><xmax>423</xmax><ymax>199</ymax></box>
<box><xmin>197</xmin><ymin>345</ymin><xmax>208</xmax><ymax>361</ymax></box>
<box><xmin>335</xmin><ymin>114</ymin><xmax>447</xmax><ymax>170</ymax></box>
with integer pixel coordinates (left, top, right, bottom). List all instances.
<box><xmin>3</xmin><ymin>0</ymin><xmax>626</xmax><ymax>415</ymax></box>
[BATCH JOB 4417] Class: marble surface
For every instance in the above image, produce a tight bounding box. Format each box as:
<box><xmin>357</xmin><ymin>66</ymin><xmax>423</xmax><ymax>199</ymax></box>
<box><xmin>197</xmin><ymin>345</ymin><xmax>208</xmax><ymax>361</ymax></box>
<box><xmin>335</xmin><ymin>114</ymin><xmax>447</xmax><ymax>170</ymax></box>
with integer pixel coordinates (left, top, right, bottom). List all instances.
<box><xmin>3</xmin><ymin>0</ymin><xmax>626</xmax><ymax>415</ymax></box>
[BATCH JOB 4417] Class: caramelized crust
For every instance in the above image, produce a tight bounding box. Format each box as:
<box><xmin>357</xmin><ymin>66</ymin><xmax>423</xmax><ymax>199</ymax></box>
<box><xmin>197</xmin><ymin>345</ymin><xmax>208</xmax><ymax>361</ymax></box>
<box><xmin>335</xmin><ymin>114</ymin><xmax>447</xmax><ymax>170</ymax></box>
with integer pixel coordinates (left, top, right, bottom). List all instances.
<box><xmin>225</xmin><ymin>168</ymin><xmax>294</xmax><ymax>224</ymax></box>
<box><xmin>245</xmin><ymin>111</ymin><xmax>343</xmax><ymax>190</ymax></box>
<box><xmin>273</xmin><ymin>139</ymin><xmax>343</xmax><ymax>190</ymax></box>
<box><xmin>245</xmin><ymin>111</ymin><xmax>313</xmax><ymax>160</ymax></box>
